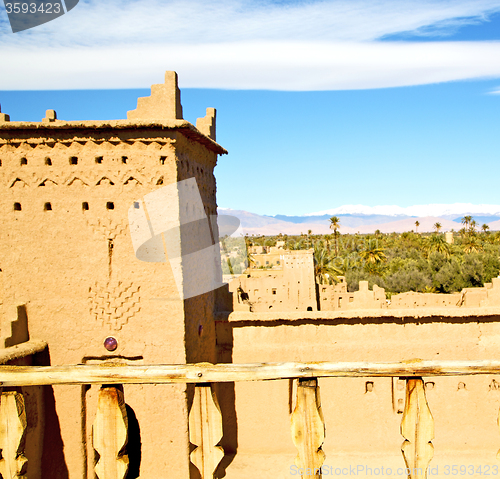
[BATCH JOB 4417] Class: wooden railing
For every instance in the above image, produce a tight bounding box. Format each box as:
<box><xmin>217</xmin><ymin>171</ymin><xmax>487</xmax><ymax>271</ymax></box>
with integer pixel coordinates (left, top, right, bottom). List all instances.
<box><xmin>2</xmin><ymin>358</ymin><xmax>500</xmax><ymax>478</ymax></box>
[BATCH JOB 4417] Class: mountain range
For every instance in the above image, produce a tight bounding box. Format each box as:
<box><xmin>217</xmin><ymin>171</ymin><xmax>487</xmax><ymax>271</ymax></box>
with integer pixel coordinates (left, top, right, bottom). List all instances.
<box><xmin>219</xmin><ymin>204</ymin><xmax>500</xmax><ymax>235</ymax></box>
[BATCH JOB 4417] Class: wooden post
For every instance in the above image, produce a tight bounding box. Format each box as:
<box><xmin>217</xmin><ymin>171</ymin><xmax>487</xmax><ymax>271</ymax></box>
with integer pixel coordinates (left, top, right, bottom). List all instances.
<box><xmin>401</xmin><ymin>378</ymin><xmax>434</xmax><ymax>479</ymax></box>
<box><xmin>189</xmin><ymin>384</ymin><xmax>224</xmax><ymax>479</ymax></box>
<box><xmin>0</xmin><ymin>391</ymin><xmax>28</xmax><ymax>478</ymax></box>
<box><xmin>291</xmin><ymin>378</ymin><xmax>325</xmax><ymax>478</ymax></box>
<box><xmin>93</xmin><ymin>386</ymin><xmax>129</xmax><ymax>479</ymax></box>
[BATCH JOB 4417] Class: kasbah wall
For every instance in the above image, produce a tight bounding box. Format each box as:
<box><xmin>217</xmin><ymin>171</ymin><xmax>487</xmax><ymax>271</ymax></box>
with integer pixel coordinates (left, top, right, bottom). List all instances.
<box><xmin>2</xmin><ymin>71</ymin><xmax>500</xmax><ymax>478</ymax></box>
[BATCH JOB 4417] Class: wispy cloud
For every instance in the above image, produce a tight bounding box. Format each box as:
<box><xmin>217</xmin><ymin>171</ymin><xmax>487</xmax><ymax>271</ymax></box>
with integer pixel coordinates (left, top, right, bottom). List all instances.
<box><xmin>2</xmin><ymin>0</ymin><xmax>500</xmax><ymax>90</ymax></box>
<box><xmin>3</xmin><ymin>0</ymin><xmax>500</xmax><ymax>45</ymax></box>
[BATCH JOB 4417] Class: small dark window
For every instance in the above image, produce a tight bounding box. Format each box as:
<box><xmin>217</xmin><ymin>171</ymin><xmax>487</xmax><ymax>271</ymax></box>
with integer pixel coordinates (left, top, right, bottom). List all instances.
<box><xmin>134</xmin><ymin>202</ymin><xmax>140</xmax><ymax>209</ymax></box>
<box><xmin>45</xmin><ymin>158</ymin><xmax>52</xmax><ymax>166</ymax></box>
<box><xmin>20</xmin><ymin>158</ymin><xmax>27</xmax><ymax>165</ymax></box>
<box><xmin>14</xmin><ymin>203</ymin><xmax>21</xmax><ymax>211</ymax></box>
<box><xmin>106</xmin><ymin>202</ymin><xmax>114</xmax><ymax>210</ymax></box>
<box><xmin>82</xmin><ymin>202</ymin><xmax>89</xmax><ymax>211</ymax></box>
<box><xmin>95</xmin><ymin>156</ymin><xmax>103</xmax><ymax>164</ymax></box>
<box><xmin>160</xmin><ymin>156</ymin><xmax>166</xmax><ymax>165</ymax></box>
<box><xmin>307</xmin><ymin>306</ymin><xmax>313</xmax><ymax>311</ymax></box>
<box><xmin>121</xmin><ymin>156</ymin><xmax>127</xmax><ymax>164</ymax></box>
<box><xmin>44</xmin><ymin>202</ymin><xmax>52</xmax><ymax>211</ymax></box>
<box><xmin>0</xmin><ymin>159</ymin><xmax>2</xmax><ymax>166</ymax></box>
<box><xmin>70</xmin><ymin>157</ymin><xmax>78</xmax><ymax>165</ymax></box>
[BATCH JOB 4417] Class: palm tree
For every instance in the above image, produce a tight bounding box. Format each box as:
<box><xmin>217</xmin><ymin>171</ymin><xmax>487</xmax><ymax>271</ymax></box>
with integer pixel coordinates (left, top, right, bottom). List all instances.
<box><xmin>245</xmin><ymin>248</ymin><xmax>255</xmax><ymax>269</ymax></box>
<box><xmin>470</xmin><ymin>220</ymin><xmax>477</xmax><ymax>233</ymax></box>
<box><xmin>462</xmin><ymin>235</ymin><xmax>483</xmax><ymax>254</ymax></box>
<box><xmin>482</xmin><ymin>224</ymin><xmax>490</xmax><ymax>234</ymax></box>
<box><xmin>433</xmin><ymin>222</ymin><xmax>442</xmax><ymax>234</ymax></box>
<box><xmin>359</xmin><ymin>239</ymin><xmax>387</xmax><ymax>265</ymax></box>
<box><xmin>313</xmin><ymin>244</ymin><xmax>342</xmax><ymax>285</ymax></box>
<box><xmin>324</xmin><ymin>234</ymin><xmax>332</xmax><ymax>253</ymax></box>
<box><xmin>288</xmin><ymin>238</ymin><xmax>307</xmax><ymax>250</ymax></box>
<box><xmin>415</xmin><ymin>220</ymin><xmax>420</xmax><ymax>233</ymax></box>
<box><xmin>329</xmin><ymin>216</ymin><xmax>341</xmax><ymax>256</ymax></box>
<box><xmin>461</xmin><ymin>215</ymin><xmax>473</xmax><ymax>233</ymax></box>
<box><xmin>423</xmin><ymin>234</ymin><xmax>451</xmax><ymax>257</ymax></box>
<box><xmin>423</xmin><ymin>286</ymin><xmax>437</xmax><ymax>293</ymax></box>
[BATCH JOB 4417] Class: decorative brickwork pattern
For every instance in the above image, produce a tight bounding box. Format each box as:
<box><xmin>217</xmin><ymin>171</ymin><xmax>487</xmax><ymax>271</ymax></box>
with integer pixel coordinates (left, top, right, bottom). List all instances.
<box><xmin>88</xmin><ymin>281</ymin><xmax>141</xmax><ymax>330</ymax></box>
<box><xmin>86</xmin><ymin>218</ymin><xmax>128</xmax><ymax>241</ymax></box>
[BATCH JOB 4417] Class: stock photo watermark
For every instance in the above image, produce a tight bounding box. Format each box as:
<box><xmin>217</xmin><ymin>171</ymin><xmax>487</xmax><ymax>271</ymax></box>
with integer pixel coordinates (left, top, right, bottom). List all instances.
<box><xmin>3</xmin><ymin>0</ymin><xmax>78</xmax><ymax>33</ymax></box>
<box><xmin>290</xmin><ymin>465</ymin><xmax>500</xmax><ymax>476</ymax></box>
<box><xmin>128</xmin><ymin>177</ymin><xmax>246</xmax><ymax>300</ymax></box>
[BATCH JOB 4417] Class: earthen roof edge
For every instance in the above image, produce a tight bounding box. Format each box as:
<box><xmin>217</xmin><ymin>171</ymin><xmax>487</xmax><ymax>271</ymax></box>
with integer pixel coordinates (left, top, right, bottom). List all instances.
<box><xmin>0</xmin><ymin>119</ymin><xmax>228</xmax><ymax>155</ymax></box>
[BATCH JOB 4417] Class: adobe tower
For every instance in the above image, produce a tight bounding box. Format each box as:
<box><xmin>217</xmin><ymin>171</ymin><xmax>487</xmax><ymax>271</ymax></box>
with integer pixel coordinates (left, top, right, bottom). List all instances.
<box><xmin>0</xmin><ymin>71</ymin><xmax>227</xmax><ymax>478</ymax></box>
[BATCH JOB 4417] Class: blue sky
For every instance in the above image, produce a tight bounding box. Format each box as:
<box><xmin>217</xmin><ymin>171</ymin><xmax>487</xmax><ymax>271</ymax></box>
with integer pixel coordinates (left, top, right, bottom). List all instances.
<box><xmin>1</xmin><ymin>0</ymin><xmax>500</xmax><ymax>215</ymax></box>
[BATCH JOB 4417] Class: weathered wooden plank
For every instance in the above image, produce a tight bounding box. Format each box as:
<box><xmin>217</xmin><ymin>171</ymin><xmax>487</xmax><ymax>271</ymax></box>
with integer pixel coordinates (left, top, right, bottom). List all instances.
<box><xmin>0</xmin><ymin>360</ymin><xmax>500</xmax><ymax>386</ymax></box>
<box><xmin>0</xmin><ymin>391</ymin><xmax>28</xmax><ymax>478</ymax></box>
<box><xmin>189</xmin><ymin>384</ymin><xmax>224</xmax><ymax>479</ymax></box>
<box><xmin>93</xmin><ymin>387</ymin><xmax>129</xmax><ymax>479</ymax></box>
<box><xmin>0</xmin><ymin>340</ymin><xmax>47</xmax><ymax>365</ymax></box>
<box><xmin>401</xmin><ymin>378</ymin><xmax>434</xmax><ymax>479</ymax></box>
<box><xmin>291</xmin><ymin>378</ymin><xmax>325</xmax><ymax>478</ymax></box>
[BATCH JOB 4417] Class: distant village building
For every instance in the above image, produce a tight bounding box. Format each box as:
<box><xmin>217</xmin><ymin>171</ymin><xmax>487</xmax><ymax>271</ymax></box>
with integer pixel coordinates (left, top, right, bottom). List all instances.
<box><xmin>232</xmin><ymin>248</ymin><xmax>318</xmax><ymax>312</ymax></box>
<box><xmin>230</xmin><ymin>245</ymin><xmax>500</xmax><ymax>312</ymax></box>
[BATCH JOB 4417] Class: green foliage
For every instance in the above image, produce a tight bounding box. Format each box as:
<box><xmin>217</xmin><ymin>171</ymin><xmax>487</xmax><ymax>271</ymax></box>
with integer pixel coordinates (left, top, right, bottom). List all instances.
<box><xmin>254</xmin><ymin>220</ymin><xmax>500</xmax><ymax>294</ymax></box>
<box><xmin>434</xmin><ymin>259</ymin><xmax>464</xmax><ymax>293</ymax></box>
<box><xmin>383</xmin><ymin>261</ymin><xmax>432</xmax><ymax>293</ymax></box>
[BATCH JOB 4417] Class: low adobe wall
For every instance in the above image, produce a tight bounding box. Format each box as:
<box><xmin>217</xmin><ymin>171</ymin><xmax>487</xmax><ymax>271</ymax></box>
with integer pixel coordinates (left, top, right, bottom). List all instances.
<box><xmin>215</xmin><ymin>308</ymin><xmax>500</xmax><ymax>478</ymax></box>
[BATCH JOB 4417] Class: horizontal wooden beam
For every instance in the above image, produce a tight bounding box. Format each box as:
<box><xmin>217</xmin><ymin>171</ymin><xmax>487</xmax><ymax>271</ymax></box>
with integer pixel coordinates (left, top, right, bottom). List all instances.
<box><xmin>1</xmin><ymin>359</ymin><xmax>500</xmax><ymax>386</ymax></box>
<box><xmin>0</xmin><ymin>340</ymin><xmax>48</xmax><ymax>365</ymax></box>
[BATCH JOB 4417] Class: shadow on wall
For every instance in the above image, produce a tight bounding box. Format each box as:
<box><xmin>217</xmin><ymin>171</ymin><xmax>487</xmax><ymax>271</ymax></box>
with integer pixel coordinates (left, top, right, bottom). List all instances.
<box><xmin>125</xmin><ymin>404</ymin><xmax>141</xmax><ymax>479</ymax></box>
<box><xmin>214</xmin><ymin>284</ymin><xmax>237</xmax><ymax>479</ymax></box>
<box><xmin>36</xmin><ymin>348</ymin><xmax>70</xmax><ymax>479</ymax></box>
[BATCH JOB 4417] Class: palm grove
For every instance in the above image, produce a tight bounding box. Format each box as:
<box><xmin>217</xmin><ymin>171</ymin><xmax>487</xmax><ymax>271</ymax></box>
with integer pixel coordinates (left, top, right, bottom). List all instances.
<box><xmin>240</xmin><ymin>216</ymin><xmax>500</xmax><ymax>296</ymax></box>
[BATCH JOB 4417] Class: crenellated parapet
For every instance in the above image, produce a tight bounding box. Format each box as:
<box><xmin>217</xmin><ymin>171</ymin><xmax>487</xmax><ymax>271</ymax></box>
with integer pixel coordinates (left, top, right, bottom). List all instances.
<box><xmin>0</xmin><ymin>104</ymin><xmax>9</xmax><ymax>123</ymax></box>
<box><xmin>127</xmin><ymin>71</ymin><xmax>183</xmax><ymax>121</ymax></box>
<box><xmin>196</xmin><ymin>107</ymin><xmax>216</xmax><ymax>141</ymax></box>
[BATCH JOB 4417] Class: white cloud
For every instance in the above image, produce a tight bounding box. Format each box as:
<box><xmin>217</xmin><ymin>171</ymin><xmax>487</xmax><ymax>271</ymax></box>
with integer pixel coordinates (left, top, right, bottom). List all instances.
<box><xmin>2</xmin><ymin>0</ymin><xmax>500</xmax><ymax>45</ymax></box>
<box><xmin>2</xmin><ymin>0</ymin><xmax>500</xmax><ymax>90</ymax></box>
<box><xmin>2</xmin><ymin>40</ymin><xmax>500</xmax><ymax>90</ymax></box>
